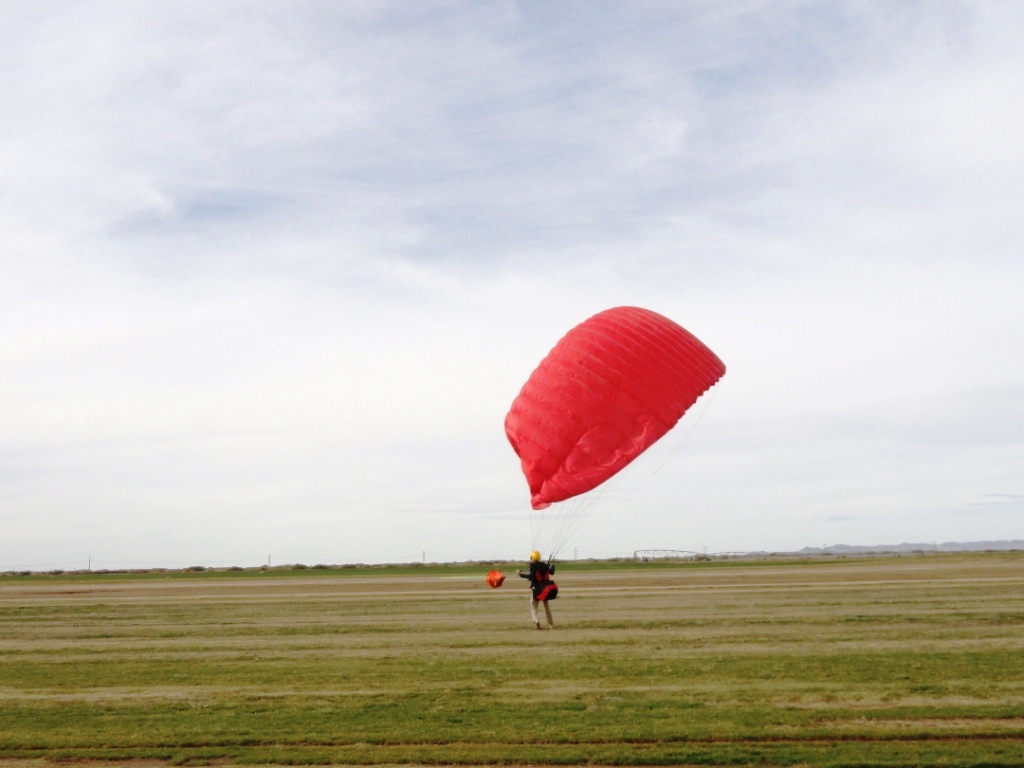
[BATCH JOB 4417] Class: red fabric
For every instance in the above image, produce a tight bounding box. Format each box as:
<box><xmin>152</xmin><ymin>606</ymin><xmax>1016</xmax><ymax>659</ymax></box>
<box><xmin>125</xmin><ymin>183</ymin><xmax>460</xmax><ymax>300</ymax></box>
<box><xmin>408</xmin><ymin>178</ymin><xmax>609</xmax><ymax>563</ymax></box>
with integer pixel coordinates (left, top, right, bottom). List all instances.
<box><xmin>485</xmin><ymin>570</ymin><xmax>506</xmax><ymax>588</ymax></box>
<box><xmin>505</xmin><ymin>306</ymin><xmax>725</xmax><ymax>510</ymax></box>
<box><xmin>535</xmin><ymin>583</ymin><xmax>558</xmax><ymax>602</ymax></box>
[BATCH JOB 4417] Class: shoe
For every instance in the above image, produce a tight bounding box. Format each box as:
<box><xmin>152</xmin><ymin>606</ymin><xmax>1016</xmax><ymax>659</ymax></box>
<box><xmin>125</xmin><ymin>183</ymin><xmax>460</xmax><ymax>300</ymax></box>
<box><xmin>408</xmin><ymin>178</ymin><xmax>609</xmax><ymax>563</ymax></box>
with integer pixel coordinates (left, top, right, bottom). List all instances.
<box><xmin>534</xmin><ymin>622</ymin><xmax>542</xmax><ymax>630</ymax></box>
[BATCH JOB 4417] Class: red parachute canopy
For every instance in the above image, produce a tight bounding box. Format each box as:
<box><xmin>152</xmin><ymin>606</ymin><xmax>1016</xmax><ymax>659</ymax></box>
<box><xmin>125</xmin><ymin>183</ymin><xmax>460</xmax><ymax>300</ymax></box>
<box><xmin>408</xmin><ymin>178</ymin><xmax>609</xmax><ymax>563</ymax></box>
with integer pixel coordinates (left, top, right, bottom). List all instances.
<box><xmin>505</xmin><ymin>306</ymin><xmax>725</xmax><ymax>510</ymax></box>
<box><xmin>485</xmin><ymin>570</ymin><xmax>506</xmax><ymax>588</ymax></box>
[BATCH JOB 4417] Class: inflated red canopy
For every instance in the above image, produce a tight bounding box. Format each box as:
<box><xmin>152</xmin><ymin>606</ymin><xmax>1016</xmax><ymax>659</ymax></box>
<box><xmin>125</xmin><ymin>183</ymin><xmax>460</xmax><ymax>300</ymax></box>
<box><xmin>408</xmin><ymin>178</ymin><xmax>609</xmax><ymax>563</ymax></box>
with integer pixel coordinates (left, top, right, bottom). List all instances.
<box><xmin>505</xmin><ymin>306</ymin><xmax>725</xmax><ymax>510</ymax></box>
<box><xmin>485</xmin><ymin>570</ymin><xmax>506</xmax><ymax>588</ymax></box>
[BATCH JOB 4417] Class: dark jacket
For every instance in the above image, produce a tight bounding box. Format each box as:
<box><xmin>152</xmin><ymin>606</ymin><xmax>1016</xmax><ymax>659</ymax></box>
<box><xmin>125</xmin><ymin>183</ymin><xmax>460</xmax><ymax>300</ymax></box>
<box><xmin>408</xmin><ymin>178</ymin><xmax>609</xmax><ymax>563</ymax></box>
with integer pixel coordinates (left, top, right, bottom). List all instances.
<box><xmin>520</xmin><ymin>560</ymin><xmax>558</xmax><ymax>601</ymax></box>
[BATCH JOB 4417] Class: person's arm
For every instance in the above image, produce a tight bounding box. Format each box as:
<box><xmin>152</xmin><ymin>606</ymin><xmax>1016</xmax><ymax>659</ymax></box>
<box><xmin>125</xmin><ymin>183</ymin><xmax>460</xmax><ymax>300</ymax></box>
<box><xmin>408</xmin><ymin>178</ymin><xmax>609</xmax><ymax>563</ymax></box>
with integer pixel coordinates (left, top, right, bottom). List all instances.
<box><xmin>518</xmin><ymin>569</ymin><xmax>530</xmax><ymax>579</ymax></box>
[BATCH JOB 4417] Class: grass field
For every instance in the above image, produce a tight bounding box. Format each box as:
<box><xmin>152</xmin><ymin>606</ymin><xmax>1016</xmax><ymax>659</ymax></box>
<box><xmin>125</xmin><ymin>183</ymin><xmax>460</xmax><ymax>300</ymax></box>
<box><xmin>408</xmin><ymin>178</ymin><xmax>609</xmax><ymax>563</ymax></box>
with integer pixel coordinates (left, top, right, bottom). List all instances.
<box><xmin>2</xmin><ymin>552</ymin><xmax>1024</xmax><ymax>766</ymax></box>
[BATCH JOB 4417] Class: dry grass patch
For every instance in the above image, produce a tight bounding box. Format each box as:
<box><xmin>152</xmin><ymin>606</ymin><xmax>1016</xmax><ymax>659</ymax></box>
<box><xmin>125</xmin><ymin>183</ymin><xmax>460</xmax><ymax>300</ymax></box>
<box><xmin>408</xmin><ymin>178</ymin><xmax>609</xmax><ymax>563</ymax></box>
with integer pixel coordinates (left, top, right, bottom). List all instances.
<box><xmin>3</xmin><ymin>553</ymin><xmax>1024</xmax><ymax>765</ymax></box>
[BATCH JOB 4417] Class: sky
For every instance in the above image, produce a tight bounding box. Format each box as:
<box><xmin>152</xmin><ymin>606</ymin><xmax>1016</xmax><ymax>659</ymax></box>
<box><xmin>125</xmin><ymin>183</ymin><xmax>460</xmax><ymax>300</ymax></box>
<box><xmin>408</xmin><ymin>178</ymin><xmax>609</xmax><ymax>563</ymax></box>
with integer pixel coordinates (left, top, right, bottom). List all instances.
<box><xmin>1</xmin><ymin>1</ymin><xmax>1022</xmax><ymax>570</ymax></box>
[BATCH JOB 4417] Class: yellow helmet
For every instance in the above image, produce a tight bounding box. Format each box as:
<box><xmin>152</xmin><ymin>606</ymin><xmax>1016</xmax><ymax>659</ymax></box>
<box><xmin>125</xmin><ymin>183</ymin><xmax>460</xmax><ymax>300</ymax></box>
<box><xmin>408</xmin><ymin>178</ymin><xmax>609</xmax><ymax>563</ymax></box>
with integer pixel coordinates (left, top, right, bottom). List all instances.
<box><xmin>530</xmin><ymin>550</ymin><xmax>541</xmax><ymax>562</ymax></box>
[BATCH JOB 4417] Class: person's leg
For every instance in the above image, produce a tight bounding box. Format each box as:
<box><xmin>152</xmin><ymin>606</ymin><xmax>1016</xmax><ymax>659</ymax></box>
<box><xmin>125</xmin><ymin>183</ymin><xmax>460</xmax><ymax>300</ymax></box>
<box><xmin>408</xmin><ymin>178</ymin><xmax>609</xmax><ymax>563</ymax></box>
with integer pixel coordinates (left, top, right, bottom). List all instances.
<box><xmin>543</xmin><ymin>600</ymin><xmax>554</xmax><ymax>628</ymax></box>
<box><xmin>530</xmin><ymin>597</ymin><xmax>541</xmax><ymax>628</ymax></box>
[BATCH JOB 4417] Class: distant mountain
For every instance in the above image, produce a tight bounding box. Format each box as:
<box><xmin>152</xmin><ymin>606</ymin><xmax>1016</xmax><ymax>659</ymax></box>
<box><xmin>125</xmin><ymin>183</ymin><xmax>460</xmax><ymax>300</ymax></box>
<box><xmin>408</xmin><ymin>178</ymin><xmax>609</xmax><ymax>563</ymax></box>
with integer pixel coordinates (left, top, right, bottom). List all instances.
<box><xmin>794</xmin><ymin>540</ymin><xmax>1024</xmax><ymax>555</ymax></box>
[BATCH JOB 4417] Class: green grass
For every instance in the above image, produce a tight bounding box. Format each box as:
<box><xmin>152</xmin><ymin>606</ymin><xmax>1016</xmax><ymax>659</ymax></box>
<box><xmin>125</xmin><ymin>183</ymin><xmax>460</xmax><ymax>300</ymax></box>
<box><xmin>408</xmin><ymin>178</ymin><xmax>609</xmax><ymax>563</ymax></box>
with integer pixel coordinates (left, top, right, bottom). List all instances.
<box><xmin>2</xmin><ymin>552</ymin><xmax>1024</xmax><ymax>765</ymax></box>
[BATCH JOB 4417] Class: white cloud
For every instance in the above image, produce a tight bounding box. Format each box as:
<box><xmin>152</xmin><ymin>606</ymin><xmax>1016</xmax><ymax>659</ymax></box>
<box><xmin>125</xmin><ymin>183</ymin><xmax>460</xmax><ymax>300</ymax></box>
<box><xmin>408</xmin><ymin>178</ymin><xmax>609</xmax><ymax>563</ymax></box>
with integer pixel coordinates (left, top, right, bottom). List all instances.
<box><xmin>1</xmin><ymin>2</ymin><xmax>1022</xmax><ymax>568</ymax></box>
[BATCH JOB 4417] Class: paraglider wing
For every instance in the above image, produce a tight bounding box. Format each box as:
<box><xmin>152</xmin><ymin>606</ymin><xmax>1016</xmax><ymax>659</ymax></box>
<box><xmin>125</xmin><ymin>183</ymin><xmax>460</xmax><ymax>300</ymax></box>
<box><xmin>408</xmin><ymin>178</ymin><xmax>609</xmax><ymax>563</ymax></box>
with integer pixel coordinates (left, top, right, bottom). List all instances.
<box><xmin>504</xmin><ymin>306</ymin><xmax>725</xmax><ymax>510</ymax></box>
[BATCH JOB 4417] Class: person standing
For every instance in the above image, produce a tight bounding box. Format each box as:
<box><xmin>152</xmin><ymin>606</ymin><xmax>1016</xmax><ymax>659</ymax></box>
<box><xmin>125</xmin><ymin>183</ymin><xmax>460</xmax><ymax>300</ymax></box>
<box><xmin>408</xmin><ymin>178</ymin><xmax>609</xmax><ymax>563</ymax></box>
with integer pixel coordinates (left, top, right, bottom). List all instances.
<box><xmin>518</xmin><ymin>550</ymin><xmax>557</xmax><ymax>629</ymax></box>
